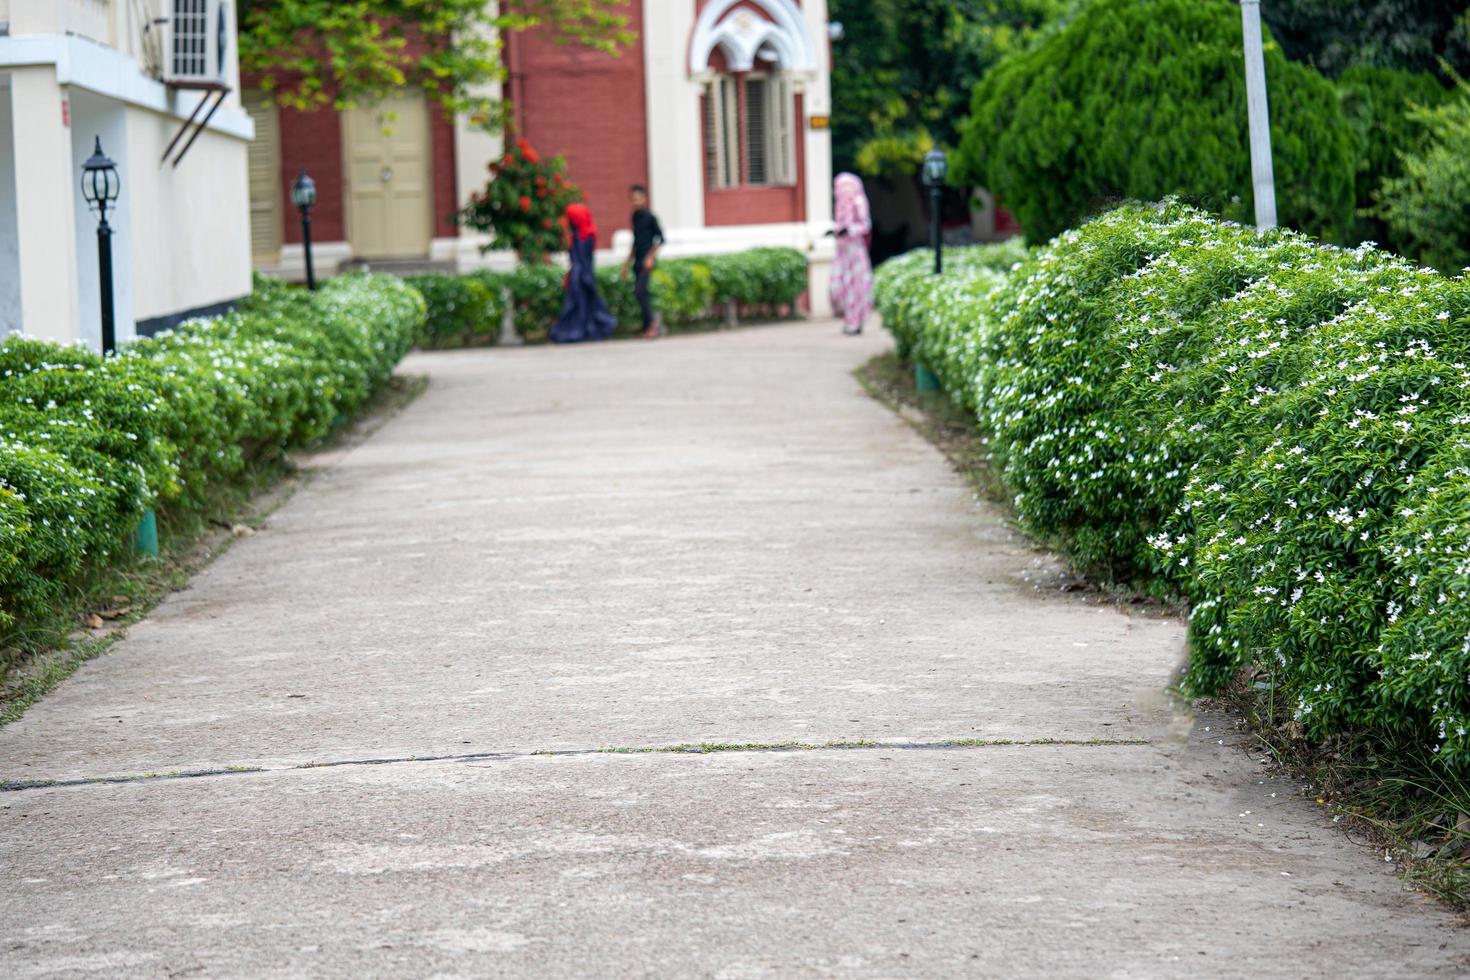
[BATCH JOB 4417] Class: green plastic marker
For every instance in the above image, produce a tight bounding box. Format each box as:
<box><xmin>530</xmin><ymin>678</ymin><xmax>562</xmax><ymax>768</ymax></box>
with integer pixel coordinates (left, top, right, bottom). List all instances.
<box><xmin>915</xmin><ymin>362</ymin><xmax>941</xmax><ymax>393</ymax></box>
<box><xmin>133</xmin><ymin>509</ymin><xmax>159</xmax><ymax>557</ymax></box>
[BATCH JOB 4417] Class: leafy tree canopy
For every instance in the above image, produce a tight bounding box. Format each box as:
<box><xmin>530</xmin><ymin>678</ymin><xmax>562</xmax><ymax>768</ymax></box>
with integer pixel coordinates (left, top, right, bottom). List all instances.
<box><xmin>828</xmin><ymin>0</ymin><xmax>1068</xmax><ymax>175</ymax></box>
<box><xmin>955</xmin><ymin>0</ymin><xmax>1356</xmax><ymax>244</ymax></box>
<box><xmin>1337</xmin><ymin>64</ymin><xmax>1451</xmax><ymax>251</ymax></box>
<box><xmin>239</xmin><ymin>0</ymin><xmax>632</xmax><ymax>117</ymax></box>
<box><xmin>1261</xmin><ymin>0</ymin><xmax>1470</xmax><ymax>77</ymax></box>
<box><xmin>1379</xmin><ymin>76</ymin><xmax>1470</xmax><ymax>272</ymax></box>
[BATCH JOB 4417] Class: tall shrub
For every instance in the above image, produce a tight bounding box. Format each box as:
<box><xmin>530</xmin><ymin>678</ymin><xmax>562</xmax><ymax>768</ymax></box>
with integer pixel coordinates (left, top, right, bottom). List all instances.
<box><xmin>1337</xmin><ymin>64</ymin><xmax>1449</xmax><ymax>251</ymax></box>
<box><xmin>1379</xmin><ymin>77</ymin><xmax>1470</xmax><ymax>273</ymax></box>
<box><xmin>955</xmin><ymin>0</ymin><xmax>1357</xmax><ymax>244</ymax></box>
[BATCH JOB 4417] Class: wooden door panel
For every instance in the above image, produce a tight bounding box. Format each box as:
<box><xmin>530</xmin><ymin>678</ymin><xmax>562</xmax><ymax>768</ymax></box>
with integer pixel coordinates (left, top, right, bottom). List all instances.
<box><xmin>344</xmin><ymin>96</ymin><xmax>431</xmax><ymax>258</ymax></box>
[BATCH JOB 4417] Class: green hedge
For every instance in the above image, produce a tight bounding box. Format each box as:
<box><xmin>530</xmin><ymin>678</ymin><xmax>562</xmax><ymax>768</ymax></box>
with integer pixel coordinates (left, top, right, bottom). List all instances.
<box><xmin>877</xmin><ymin>200</ymin><xmax>1470</xmax><ymax>768</ymax></box>
<box><xmin>0</xmin><ymin>273</ymin><xmax>424</xmax><ymax>637</ymax></box>
<box><xmin>411</xmin><ymin>247</ymin><xmax>809</xmax><ymax>347</ymax></box>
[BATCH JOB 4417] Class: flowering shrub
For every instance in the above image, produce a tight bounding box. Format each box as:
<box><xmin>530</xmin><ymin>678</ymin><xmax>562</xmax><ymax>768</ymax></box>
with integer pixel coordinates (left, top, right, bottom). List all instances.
<box><xmin>877</xmin><ymin>201</ymin><xmax>1470</xmax><ymax>767</ymax></box>
<box><xmin>459</xmin><ymin>138</ymin><xmax>582</xmax><ymax>263</ymax></box>
<box><xmin>874</xmin><ymin>240</ymin><xmax>1030</xmax><ymax>408</ymax></box>
<box><xmin>0</xmin><ymin>273</ymin><xmax>424</xmax><ymax>636</ymax></box>
<box><xmin>411</xmin><ymin>247</ymin><xmax>809</xmax><ymax>347</ymax></box>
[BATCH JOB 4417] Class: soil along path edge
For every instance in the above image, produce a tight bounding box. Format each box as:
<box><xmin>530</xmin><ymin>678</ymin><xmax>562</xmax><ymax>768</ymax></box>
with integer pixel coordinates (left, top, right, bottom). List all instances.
<box><xmin>0</xmin><ymin>323</ymin><xmax>1462</xmax><ymax>978</ymax></box>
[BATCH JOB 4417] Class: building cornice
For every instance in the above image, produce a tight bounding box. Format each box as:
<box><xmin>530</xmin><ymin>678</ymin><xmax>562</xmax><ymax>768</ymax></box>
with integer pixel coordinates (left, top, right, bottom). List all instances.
<box><xmin>0</xmin><ymin>34</ymin><xmax>253</xmax><ymax>141</ymax></box>
<box><xmin>690</xmin><ymin>0</ymin><xmax>816</xmax><ymax>74</ymax></box>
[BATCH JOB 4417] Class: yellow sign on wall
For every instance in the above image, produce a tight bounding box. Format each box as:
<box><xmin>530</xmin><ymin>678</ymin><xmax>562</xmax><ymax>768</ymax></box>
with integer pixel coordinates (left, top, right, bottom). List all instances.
<box><xmin>809</xmin><ymin>115</ymin><xmax>830</xmax><ymax>130</ymax></box>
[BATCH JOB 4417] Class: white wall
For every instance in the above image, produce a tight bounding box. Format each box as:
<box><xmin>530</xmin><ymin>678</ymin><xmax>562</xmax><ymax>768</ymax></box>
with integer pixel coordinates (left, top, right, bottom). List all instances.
<box><xmin>801</xmin><ymin>0</ymin><xmax>833</xmax><ymax>232</ymax></box>
<box><xmin>9</xmin><ymin>64</ymin><xmax>78</xmax><ymax>342</ymax></box>
<box><xmin>126</xmin><ymin>105</ymin><xmax>252</xmax><ymax>323</ymax></box>
<box><xmin>642</xmin><ymin>0</ymin><xmax>703</xmax><ymax>231</ymax></box>
<box><xmin>70</xmin><ymin>88</ymin><xmax>132</xmax><ymax>347</ymax></box>
<box><xmin>0</xmin><ymin>74</ymin><xmax>21</xmax><ymax>336</ymax></box>
<box><xmin>0</xmin><ymin>4</ymin><xmax>254</xmax><ymax>344</ymax></box>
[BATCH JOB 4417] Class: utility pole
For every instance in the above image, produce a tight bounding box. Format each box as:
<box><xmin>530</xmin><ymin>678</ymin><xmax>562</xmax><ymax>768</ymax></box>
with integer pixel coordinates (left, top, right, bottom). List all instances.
<box><xmin>1239</xmin><ymin>0</ymin><xmax>1277</xmax><ymax>230</ymax></box>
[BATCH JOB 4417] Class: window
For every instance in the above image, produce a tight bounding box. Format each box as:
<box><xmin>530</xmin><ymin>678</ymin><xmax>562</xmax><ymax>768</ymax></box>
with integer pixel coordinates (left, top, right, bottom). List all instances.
<box><xmin>704</xmin><ymin>72</ymin><xmax>795</xmax><ymax>190</ymax></box>
<box><xmin>703</xmin><ymin>76</ymin><xmax>739</xmax><ymax>189</ymax></box>
<box><xmin>745</xmin><ymin>76</ymin><xmax>769</xmax><ymax>184</ymax></box>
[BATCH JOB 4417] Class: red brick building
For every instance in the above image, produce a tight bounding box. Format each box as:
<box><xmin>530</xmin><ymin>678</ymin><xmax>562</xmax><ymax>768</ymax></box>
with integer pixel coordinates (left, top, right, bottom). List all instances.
<box><xmin>245</xmin><ymin>0</ymin><xmax>837</xmax><ymax>313</ymax></box>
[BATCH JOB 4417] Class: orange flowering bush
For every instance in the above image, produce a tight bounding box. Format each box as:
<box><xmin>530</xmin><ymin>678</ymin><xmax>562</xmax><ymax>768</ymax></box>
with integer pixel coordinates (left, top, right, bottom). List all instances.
<box><xmin>460</xmin><ymin>137</ymin><xmax>581</xmax><ymax>263</ymax></box>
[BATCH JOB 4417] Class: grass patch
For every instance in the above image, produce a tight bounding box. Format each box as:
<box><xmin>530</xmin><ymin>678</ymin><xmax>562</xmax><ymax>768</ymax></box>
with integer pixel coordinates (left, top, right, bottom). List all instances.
<box><xmin>860</xmin><ymin>348</ymin><xmax>1470</xmax><ymax>910</ymax></box>
<box><xmin>0</xmin><ymin>374</ymin><xmax>427</xmax><ymax>728</ymax></box>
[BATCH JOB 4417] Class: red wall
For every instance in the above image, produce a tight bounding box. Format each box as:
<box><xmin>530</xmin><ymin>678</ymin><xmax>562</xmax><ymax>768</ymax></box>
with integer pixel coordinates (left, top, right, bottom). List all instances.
<box><xmin>252</xmin><ymin>29</ymin><xmax>458</xmax><ymax>250</ymax></box>
<box><xmin>506</xmin><ymin>1</ymin><xmax>648</xmax><ymax>235</ymax></box>
<box><xmin>275</xmin><ymin>103</ymin><xmax>457</xmax><ymax>246</ymax></box>
<box><xmin>430</xmin><ymin>108</ymin><xmax>458</xmax><ymax>238</ymax></box>
<box><xmin>278</xmin><ymin>107</ymin><xmax>345</xmax><ymax>243</ymax></box>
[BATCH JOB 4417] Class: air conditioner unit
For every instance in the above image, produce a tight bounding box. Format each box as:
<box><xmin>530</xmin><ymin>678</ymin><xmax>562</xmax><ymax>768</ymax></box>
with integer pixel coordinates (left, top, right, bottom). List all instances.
<box><xmin>164</xmin><ymin>0</ymin><xmax>230</xmax><ymax>87</ymax></box>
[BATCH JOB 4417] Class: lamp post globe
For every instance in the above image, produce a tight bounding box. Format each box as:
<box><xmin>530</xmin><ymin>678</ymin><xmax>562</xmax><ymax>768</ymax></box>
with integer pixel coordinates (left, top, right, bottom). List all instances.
<box><xmin>80</xmin><ymin>136</ymin><xmax>121</xmax><ymax>354</ymax></box>
<box><xmin>291</xmin><ymin>170</ymin><xmax>318</xmax><ymax>290</ymax></box>
<box><xmin>291</xmin><ymin>171</ymin><xmax>317</xmax><ymax>210</ymax></box>
<box><xmin>921</xmin><ymin>149</ymin><xmax>948</xmax><ymax>275</ymax></box>
<box><xmin>921</xmin><ymin>148</ymin><xmax>948</xmax><ymax>189</ymax></box>
<box><xmin>81</xmin><ymin>137</ymin><xmax>120</xmax><ymax>212</ymax></box>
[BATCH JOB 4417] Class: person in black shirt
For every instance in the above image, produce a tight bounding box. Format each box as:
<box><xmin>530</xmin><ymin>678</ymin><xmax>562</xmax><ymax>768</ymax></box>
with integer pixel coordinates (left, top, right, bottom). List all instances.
<box><xmin>621</xmin><ymin>184</ymin><xmax>664</xmax><ymax>339</ymax></box>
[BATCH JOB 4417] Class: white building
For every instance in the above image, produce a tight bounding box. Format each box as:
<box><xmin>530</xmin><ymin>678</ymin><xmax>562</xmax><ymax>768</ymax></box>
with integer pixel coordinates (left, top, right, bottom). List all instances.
<box><xmin>0</xmin><ymin>0</ymin><xmax>253</xmax><ymax>347</ymax></box>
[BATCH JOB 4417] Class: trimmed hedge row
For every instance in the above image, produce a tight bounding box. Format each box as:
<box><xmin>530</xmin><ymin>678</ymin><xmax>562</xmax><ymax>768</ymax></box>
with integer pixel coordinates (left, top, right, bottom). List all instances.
<box><xmin>0</xmin><ymin>273</ymin><xmax>424</xmax><ymax>636</ymax></box>
<box><xmin>408</xmin><ymin>246</ymin><xmax>809</xmax><ymax>347</ymax></box>
<box><xmin>877</xmin><ymin>201</ymin><xmax>1470</xmax><ymax>767</ymax></box>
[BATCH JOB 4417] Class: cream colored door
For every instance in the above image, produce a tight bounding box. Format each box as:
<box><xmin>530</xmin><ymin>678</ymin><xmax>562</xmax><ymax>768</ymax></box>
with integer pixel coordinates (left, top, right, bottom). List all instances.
<box><xmin>344</xmin><ymin>96</ymin><xmax>432</xmax><ymax>258</ymax></box>
<box><xmin>244</xmin><ymin>91</ymin><xmax>283</xmax><ymax>265</ymax></box>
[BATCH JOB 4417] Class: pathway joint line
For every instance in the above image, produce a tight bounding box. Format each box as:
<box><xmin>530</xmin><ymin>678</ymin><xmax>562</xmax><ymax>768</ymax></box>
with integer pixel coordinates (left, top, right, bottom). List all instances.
<box><xmin>0</xmin><ymin>737</ymin><xmax>1151</xmax><ymax>793</ymax></box>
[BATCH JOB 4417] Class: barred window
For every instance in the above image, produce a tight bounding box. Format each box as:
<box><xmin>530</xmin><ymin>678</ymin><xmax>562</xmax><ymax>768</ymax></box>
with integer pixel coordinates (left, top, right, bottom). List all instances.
<box><xmin>704</xmin><ymin>72</ymin><xmax>795</xmax><ymax>190</ymax></box>
<box><xmin>703</xmin><ymin>77</ymin><xmax>739</xmax><ymax>189</ymax></box>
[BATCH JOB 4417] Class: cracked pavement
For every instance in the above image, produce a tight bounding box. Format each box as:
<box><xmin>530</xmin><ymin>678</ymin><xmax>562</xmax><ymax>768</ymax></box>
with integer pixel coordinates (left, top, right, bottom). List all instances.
<box><xmin>1</xmin><ymin>323</ymin><xmax>1463</xmax><ymax>978</ymax></box>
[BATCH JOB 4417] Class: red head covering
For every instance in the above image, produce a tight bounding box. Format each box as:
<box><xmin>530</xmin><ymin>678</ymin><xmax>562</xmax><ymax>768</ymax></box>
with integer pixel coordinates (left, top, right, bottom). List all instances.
<box><xmin>565</xmin><ymin>203</ymin><xmax>597</xmax><ymax>242</ymax></box>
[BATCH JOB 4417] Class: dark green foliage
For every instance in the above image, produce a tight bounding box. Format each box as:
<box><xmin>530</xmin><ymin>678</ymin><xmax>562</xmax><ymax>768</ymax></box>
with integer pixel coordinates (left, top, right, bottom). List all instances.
<box><xmin>0</xmin><ymin>274</ymin><xmax>424</xmax><ymax>638</ymax></box>
<box><xmin>828</xmin><ymin>0</ymin><xmax>1068</xmax><ymax>174</ymax></box>
<box><xmin>1379</xmin><ymin>77</ymin><xmax>1470</xmax><ymax>273</ymax></box>
<box><xmin>1262</xmin><ymin>0</ymin><xmax>1470</xmax><ymax>78</ymax></box>
<box><xmin>956</xmin><ymin>0</ymin><xmax>1357</xmax><ymax>244</ymax></box>
<box><xmin>1337</xmin><ymin>65</ymin><xmax>1451</xmax><ymax>250</ymax></box>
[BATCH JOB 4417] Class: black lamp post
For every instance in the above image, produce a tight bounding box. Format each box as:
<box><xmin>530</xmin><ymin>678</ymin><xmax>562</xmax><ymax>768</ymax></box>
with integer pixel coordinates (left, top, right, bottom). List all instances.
<box><xmin>80</xmin><ymin>136</ymin><xmax>121</xmax><ymax>353</ymax></box>
<box><xmin>921</xmin><ymin>149</ymin><xmax>948</xmax><ymax>276</ymax></box>
<box><xmin>291</xmin><ymin>170</ymin><xmax>318</xmax><ymax>290</ymax></box>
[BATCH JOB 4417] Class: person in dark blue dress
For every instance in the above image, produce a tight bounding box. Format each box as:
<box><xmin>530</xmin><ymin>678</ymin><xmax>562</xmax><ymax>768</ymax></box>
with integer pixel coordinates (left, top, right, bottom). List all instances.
<box><xmin>550</xmin><ymin>203</ymin><xmax>617</xmax><ymax>344</ymax></box>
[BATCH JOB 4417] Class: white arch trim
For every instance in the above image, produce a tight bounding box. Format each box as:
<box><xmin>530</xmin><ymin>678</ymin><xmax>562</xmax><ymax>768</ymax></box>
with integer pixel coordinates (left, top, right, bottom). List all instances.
<box><xmin>689</xmin><ymin>0</ymin><xmax>817</xmax><ymax>74</ymax></box>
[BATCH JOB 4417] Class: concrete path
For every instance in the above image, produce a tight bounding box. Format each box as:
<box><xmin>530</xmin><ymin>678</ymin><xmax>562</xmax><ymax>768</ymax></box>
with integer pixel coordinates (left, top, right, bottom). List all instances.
<box><xmin>1</xmin><ymin>322</ymin><xmax>1463</xmax><ymax>978</ymax></box>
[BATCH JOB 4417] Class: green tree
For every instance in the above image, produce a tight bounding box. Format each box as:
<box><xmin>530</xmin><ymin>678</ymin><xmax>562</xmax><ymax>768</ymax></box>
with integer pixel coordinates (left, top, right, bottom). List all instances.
<box><xmin>1336</xmin><ymin>65</ymin><xmax>1450</xmax><ymax>249</ymax></box>
<box><xmin>239</xmin><ymin>0</ymin><xmax>632</xmax><ymax>117</ymax></box>
<box><xmin>829</xmin><ymin>0</ymin><xmax>1067</xmax><ymax>175</ymax></box>
<box><xmin>1261</xmin><ymin>0</ymin><xmax>1470</xmax><ymax>78</ymax></box>
<box><xmin>955</xmin><ymin>0</ymin><xmax>1356</xmax><ymax>244</ymax></box>
<box><xmin>1379</xmin><ymin>76</ymin><xmax>1470</xmax><ymax>272</ymax></box>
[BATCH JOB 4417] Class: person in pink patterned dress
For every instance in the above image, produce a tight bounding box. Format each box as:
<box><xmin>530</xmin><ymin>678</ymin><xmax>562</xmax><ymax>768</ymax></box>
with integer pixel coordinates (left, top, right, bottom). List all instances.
<box><xmin>829</xmin><ymin>172</ymin><xmax>875</xmax><ymax>336</ymax></box>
